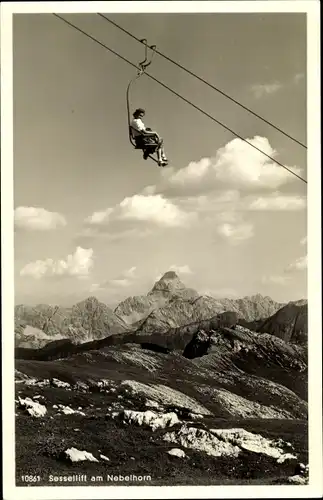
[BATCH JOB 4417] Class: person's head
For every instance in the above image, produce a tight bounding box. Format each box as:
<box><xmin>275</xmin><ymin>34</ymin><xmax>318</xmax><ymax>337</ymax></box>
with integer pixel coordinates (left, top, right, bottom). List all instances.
<box><xmin>133</xmin><ymin>108</ymin><xmax>145</xmax><ymax>119</ymax></box>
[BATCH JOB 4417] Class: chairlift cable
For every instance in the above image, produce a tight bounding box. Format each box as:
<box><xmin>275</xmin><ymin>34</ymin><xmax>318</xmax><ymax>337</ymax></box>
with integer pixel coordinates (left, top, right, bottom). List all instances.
<box><xmin>98</xmin><ymin>14</ymin><xmax>307</xmax><ymax>150</ymax></box>
<box><xmin>53</xmin><ymin>14</ymin><xmax>307</xmax><ymax>184</ymax></box>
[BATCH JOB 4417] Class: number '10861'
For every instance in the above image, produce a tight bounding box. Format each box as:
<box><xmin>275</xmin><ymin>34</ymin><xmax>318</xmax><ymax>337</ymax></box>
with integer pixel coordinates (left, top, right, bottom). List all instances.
<box><xmin>21</xmin><ymin>475</ymin><xmax>41</xmax><ymax>482</ymax></box>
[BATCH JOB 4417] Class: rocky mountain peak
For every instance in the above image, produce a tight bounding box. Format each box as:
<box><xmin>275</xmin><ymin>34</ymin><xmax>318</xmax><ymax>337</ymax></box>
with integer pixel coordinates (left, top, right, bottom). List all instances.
<box><xmin>161</xmin><ymin>271</ymin><xmax>179</xmax><ymax>280</ymax></box>
<box><xmin>150</xmin><ymin>271</ymin><xmax>185</xmax><ymax>292</ymax></box>
<box><xmin>148</xmin><ymin>271</ymin><xmax>198</xmax><ymax>301</ymax></box>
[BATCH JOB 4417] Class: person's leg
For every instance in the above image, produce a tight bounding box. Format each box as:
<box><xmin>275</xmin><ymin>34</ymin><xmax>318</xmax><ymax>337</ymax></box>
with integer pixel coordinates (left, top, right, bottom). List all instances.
<box><xmin>156</xmin><ymin>146</ymin><xmax>162</xmax><ymax>162</ymax></box>
<box><xmin>160</xmin><ymin>145</ymin><xmax>167</xmax><ymax>161</ymax></box>
<box><xmin>157</xmin><ymin>137</ymin><xmax>167</xmax><ymax>161</ymax></box>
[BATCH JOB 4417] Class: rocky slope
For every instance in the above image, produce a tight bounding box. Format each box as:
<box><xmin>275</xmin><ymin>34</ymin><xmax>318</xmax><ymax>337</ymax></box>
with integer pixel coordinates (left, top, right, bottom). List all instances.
<box><xmin>240</xmin><ymin>303</ymin><xmax>308</xmax><ymax>345</ymax></box>
<box><xmin>257</xmin><ymin>303</ymin><xmax>308</xmax><ymax>344</ymax></box>
<box><xmin>15</xmin><ymin>317</ymin><xmax>307</xmax><ymax>409</ymax></box>
<box><xmin>15</xmin><ymin>321</ymin><xmax>308</xmax><ymax>486</ymax></box>
<box><xmin>15</xmin><ymin>297</ymin><xmax>128</xmax><ymax>348</ymax></box>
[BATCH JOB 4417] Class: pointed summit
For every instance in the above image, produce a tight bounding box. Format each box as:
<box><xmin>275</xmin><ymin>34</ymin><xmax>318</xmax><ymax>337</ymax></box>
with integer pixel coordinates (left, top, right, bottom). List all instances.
<box><xmin>161</xmin><ymin>271</ymin><xmax>178</xmax><ymax>280</ymax></box>
<box><xmin>148</xmin><ymin>270</ymin><xmax>198</xmax><ymax>299</ymax></box>
<box><xmin>150</xmin><ymin>271</ymin><xmax>185</xmax><ymax>293</ymax></box>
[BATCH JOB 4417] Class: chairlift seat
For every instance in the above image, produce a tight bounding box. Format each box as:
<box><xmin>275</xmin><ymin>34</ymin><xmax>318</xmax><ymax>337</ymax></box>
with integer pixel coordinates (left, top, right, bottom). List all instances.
<box><xmin>129</xmin><ymin>127</ymin><xmax>159</xmax><ymax>152</ymax></box>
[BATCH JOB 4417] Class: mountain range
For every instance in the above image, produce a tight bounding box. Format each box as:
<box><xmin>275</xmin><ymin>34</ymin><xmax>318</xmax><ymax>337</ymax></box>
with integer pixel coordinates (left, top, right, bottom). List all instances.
<box><xmin>15</xmin><ymin>270</ymin><xmax>305</xmax><ymax>350</ymax></box>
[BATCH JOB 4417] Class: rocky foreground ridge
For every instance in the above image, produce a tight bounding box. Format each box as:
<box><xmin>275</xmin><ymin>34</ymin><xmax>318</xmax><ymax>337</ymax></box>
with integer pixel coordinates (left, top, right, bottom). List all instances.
<box><xmin>15</xmin><ymin>319</ymin><xmax>308</xmax><ymax>485</ymax></box>
<box><xmin>15</xmin><ymin>271</ymin><xmax>308</xmax><ymax>485</ymax></box>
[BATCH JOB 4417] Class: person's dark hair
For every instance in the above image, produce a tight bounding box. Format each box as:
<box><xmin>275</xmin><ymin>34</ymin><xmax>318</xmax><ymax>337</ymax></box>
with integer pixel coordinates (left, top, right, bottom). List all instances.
<box><xmin>133</xmin><ymin>108</ymin><xmax>145</xmax><ymax>118</ymax></box>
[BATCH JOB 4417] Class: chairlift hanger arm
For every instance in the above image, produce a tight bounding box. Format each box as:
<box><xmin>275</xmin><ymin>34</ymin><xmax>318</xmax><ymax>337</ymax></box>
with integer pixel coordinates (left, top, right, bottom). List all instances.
<box><xmin>126</xmin><ymin>38</ymin><xmax>159</xmax><ymax>164</ymax></box>
<box><xmin>138</xmin><ymin>39</ymin><xmax>157</xmax><ymax>72</ymax></box>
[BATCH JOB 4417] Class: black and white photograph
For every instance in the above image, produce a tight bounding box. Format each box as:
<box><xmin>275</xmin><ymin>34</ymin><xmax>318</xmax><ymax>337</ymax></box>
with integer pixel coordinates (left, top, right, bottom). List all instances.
<box><xmin>1</xmin><ymin>1</ymin><xmax>322</xmax><ymax>499</ymax></box>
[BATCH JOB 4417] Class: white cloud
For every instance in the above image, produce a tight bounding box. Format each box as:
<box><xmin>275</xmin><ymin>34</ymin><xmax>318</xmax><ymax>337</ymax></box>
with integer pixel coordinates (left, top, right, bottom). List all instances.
<box><xmin>123</xmin><ymin>266</ymin><xmax>137</xmax><ymax>279</ymax></box>
<box><xmin>293</xmin><ymin>73</ymin><xmax>305</xmax><ymax>84</ymax></box>
<box><xmin>89</xmin><ymin>283</ymin><xmax>101</xmax><ymax>292</ymax></box>
<box><xmin>141</xmin><ymin>185</ymin><xmax>157</xmax><ymax>195</ymax></box>
<box><xmin>165</xmin><ymin>158</ymin><xmax>212</xmax><ymax>187</ymax></box>
<box><xmin>163</xmin><ymin>137</ymin><xmax>301</xmax><ymax>193</ymax></box>
<box><xmin>246</xmin><ymin>193</ymin><xmax>306</xmax><ymax>211</ymax></box>
<box><xmin>251</xmin><ymin>82</ymin><xmax>282</xmax><ymax>98</ymax></box>
<box><xmin>216</xmin><ymin>222</ymin><xmax>254</xmax><ymax>243</ymax></box>
<box><xmin>286</xmin><ymin>255</ymin><xmax>307</xmax><ymax>272</ymax></box>
<box><xmin>83</xmin><ymin>136</ymin><xmax>302</xmax><ymax>244</ymax></box>
<box><xmin>86</xmin><ymin>208</ymin><xmax>113</xmax><ymax>224</ymax></box>
<box><xmin>212</xmin><ymin>137</ymin><xmax>301</xmax><ymax>189</ymax></box>
<box><xmin>214</xmin><ymin>211</ymin><xmax>240</xmax><ymax>223</ymax></box>
<box><xmin>109</xmin><ymin>278</ymin><xmax>131</xmax><ymax>287</ymax></box>
<box><xmin>85</xmin><ymin>194</ymin><xmax>195</xmax><ymax>229</ymax></box>
<box><xmin>14</xmin><ymin>206</ymin><xmax>66</xmax><ymax>230</ymax></box>
<box><xmin>261</xmin><ymin>275</ymin><xmax>291</xmax><ymax>285</ymax></box>
<box><xmin>94</xmin><ymin>266</ymin><xmax>137</xmax><ymax>290</ymax></box>
<box><xmin>78</xmin><ymin>226</ymin><xmax>152</xmax><ymax>243</ymax></box>
<box><xmin>202</xmin><ymin>288</ymin><xmax>239</xmax><ymax>298</ymax></box>
<box><xmin>169</xmin><ymin>264</ymin><xmax>193</xmax><ymax>275</ymax></box>
<box><xmin>20</xmin><ymin>247</ymin><xmax>93</xmax><ymax>279</ymax></box>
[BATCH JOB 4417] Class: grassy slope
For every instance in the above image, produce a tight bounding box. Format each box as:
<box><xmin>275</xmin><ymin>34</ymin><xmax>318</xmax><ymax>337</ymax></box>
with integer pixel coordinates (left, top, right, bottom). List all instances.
<box><xmin>15</xmin><ymin>328</ymin><xmax>308</xmax><ymax>486</ymax></box>
<box><xmin>15</xmin><ymin>384</ymin><xmax>307</xmax><ymax>486</ymax></box>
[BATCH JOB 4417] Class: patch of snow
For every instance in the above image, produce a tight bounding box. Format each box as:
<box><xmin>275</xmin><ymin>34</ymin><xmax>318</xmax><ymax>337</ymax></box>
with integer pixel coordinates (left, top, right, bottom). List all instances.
<box><xmin>57</xmin><ymin>404</ymin><xmax>86</xmax><ymax>416</ymax></box>
<box><xmin>18</xmin><ymin>397</ymin><xmax>47</xmax><ymax>418</ymax></box>
<box><xmin>288</xmin><ymin>475</ymin><xmax>308</xmax><ymax>485</ymax></box>
<box><xmin>25</xmin><ymin>378</ymin><xmax>50</xmax><ymax>388</ymax></box>
<box><xmin>100</xmin><ymin>454</ymin><xmax>110</xmax><ymax>461</ymax></box>
<box><xmin>164</xmin><ymin>425</ymin><xmax>240</xmax><ymax>457</ymax></box>
<box><xmin>168</xmin><ymin>448</ymin><xmax>186</xmax><ymax>458</ymax></box>
<box><xmin>210</xmin><ymin>428</ymin><xmax>297</xmax><ymax>463</ymax></box>
<box><xmin>122</xmin><ymin>410</ymin><xmax>180</xmax><ymax>431</ymax></box>
<box><xmin>200</xmin><ymin>386</ymin><xmax>294</xmax><ymax>419</ymax></box>
<box><xmin>52</xmin><ymin>404</ymin><xmax>58</xmax><ymax>409</ymax></box>
<box><xmin>112</xmin><ymin>349</ymin><xmax>162</xmax><ymax>372</ymax></box>
<box><xmin>15</xmin><ymin>369</ymin><xmax>32</xmax><ymax>381</ymax></box>
<box><xmin>51</xmin><ymin>378</ymin><xmax>71</xmax><ymax>389</ymax></box>
<box><xmin>121</xmin><ymin>380</ymin><xmax>211</xmax><ymax>415</ymax></box>
<box><xmin>64</xmin><ymin>447</ymin><xmax>98</xmax><ymax>463</ymax></box>
<box><xmin>74</xmin><ymin>381</ymin><xmax>89</xmax><ymax>392</ymax></box>
<box><xmin>145</xmin><ymin>399</ymin><xmax>162</xmax><ymax>410</ymax></box>
<box><xmin>189</xmin><ymin>413</ymin><xmax>203</xmax><ymax>420</ymax></box>
<box><xmin>97</xmin><ymin>379</ymin><xmax>113</xmax><ymax>389</ymax></box>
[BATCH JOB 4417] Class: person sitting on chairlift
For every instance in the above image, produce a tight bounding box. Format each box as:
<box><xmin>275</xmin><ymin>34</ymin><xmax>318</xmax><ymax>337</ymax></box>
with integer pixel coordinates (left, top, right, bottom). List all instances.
<box><xmin>130</xmin><ymin>108</ymin><xmax>168</xmax><ymax>167</ymax></box>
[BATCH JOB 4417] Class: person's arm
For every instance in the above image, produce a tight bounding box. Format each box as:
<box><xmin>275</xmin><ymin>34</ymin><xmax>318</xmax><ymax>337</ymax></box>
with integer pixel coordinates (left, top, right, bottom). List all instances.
<box><xmin>132</xmin><ymin>119</ymin><xmax>159</xmax><ymax>138</ymax></box>
<box><xmin>142</xmin><ymin>127</ymin><xmax>160</xmax><ymax>138</ymax></box>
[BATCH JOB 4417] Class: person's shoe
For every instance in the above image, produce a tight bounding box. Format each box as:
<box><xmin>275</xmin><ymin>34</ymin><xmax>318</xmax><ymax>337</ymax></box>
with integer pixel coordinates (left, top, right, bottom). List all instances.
<box><xmin>162</xmin><ymin>157</ymin><xmax>168</xmax><ymax>162</ymax></box>
<box><xmin>158</xmin><ymin>160</ymin><xmax>168</xmax><ymax>167</ymax></box>
<box><xmin>143</xmin><ymin>151</ymin><xmax>149</xmax><ymax>160</ymax></box>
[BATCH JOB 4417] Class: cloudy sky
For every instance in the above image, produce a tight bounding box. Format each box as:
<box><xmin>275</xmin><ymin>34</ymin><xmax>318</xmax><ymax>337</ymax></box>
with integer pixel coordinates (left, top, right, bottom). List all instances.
<box><xmin>13</xmin><ymin>9</ymin><xmax>308</xmax><ymax>306</ymax></box>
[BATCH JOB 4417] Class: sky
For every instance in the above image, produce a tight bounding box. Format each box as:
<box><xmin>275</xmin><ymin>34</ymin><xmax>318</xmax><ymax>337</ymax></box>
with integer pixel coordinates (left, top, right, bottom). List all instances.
<box><xmin>13</xmin><ymin>10</ymin><xmax>308</xmax><ymax>306</ymax></box>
